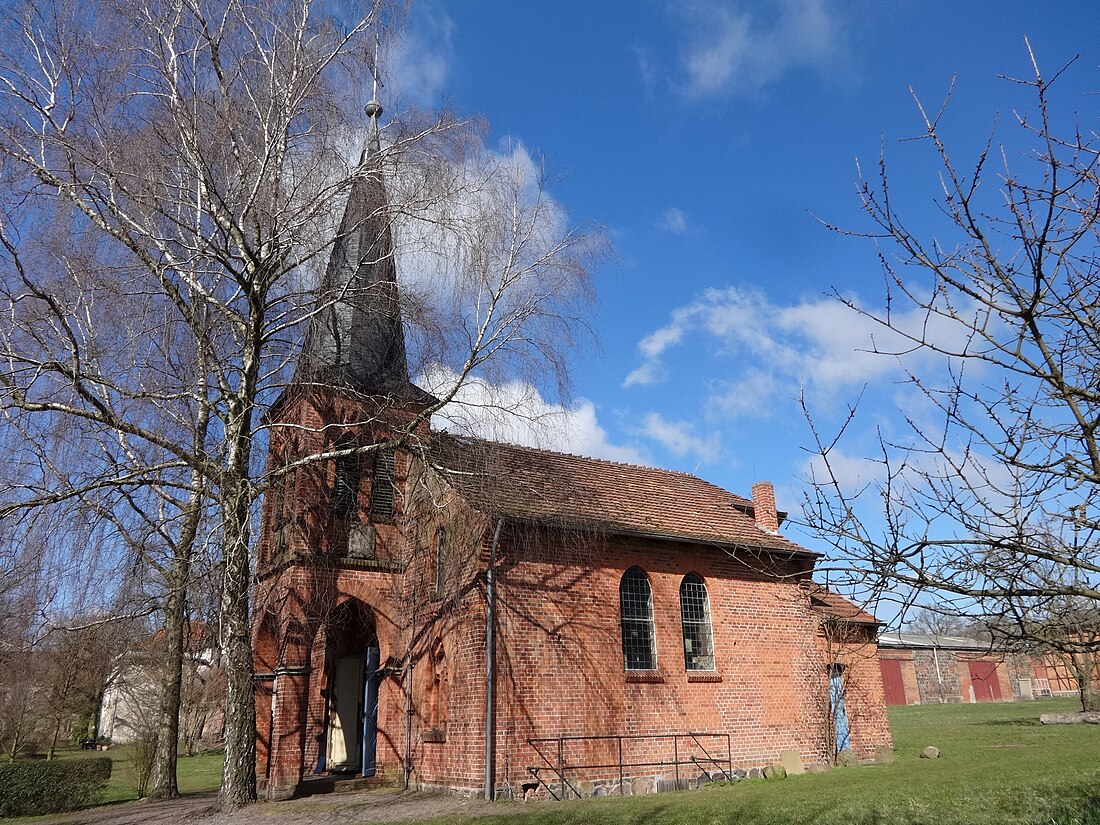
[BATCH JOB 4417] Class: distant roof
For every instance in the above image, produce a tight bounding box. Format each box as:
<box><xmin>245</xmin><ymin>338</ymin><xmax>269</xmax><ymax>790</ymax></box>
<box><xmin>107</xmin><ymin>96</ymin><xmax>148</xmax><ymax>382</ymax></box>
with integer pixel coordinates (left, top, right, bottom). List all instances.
<box><xmin>430</xmin><ymin>434</ymin><xmax>817</xmax><ymax>557</ymax></box>
<box><xmin>878</xmin><ymin>631</ymin><xmax>996</xmax><ymax>651</ymax></box>
<box><xmin>807</xmin><ymin>585</ymin><xmax>879</xmax><ymax>625</ymax></box>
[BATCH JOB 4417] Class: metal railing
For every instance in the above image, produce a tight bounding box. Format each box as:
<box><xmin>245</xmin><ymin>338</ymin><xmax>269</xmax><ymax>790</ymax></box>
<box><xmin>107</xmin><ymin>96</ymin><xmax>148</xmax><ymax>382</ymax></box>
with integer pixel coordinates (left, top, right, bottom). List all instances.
<box><xmin>526</xmin><ymin>732</ymin><xmax>732</xmax><ymax>800</ymax></box>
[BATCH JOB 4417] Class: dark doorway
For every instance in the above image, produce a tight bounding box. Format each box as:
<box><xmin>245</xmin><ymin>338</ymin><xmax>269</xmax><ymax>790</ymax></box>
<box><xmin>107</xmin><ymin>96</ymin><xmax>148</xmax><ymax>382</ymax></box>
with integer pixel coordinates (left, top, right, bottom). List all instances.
<box><xmin>829</xmin><ymin>664</ymin><xmax>851</xmax><ymax>755</ymax></box>
<box><xmin>321</xmin><ymin>601</ymin><xmax>380</xmax><ymax>777</ymax></box>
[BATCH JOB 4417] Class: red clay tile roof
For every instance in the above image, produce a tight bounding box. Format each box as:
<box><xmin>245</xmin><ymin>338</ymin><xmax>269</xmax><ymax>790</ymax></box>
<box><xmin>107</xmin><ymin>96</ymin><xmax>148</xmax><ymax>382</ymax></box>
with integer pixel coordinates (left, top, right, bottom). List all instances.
<box><xmin>430</xmin><ymin>434</ymin><xmax>817</xmax><ymax>557</ymax></box>
<box><xmin>807</xmin><ymin>585</ymin><xmax>879</xmax><ymax>625</ymax></box>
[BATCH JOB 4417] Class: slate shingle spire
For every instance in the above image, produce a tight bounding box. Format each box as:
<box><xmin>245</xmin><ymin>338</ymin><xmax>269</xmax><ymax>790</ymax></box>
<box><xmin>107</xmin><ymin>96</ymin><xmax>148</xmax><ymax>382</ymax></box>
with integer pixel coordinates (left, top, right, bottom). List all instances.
<box><xmin>295</xmin><ymin>96</ymin><xmax>411</xmax><ymax>396</ymax></box>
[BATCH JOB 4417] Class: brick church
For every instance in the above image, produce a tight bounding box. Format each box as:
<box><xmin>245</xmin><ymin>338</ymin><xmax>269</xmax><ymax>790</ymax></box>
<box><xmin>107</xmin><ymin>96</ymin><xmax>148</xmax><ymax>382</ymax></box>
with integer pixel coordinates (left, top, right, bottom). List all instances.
<box><xmin>251</xmin><ymin>99</ymin><xmax>892</xmax><ymax>801</ymax></box>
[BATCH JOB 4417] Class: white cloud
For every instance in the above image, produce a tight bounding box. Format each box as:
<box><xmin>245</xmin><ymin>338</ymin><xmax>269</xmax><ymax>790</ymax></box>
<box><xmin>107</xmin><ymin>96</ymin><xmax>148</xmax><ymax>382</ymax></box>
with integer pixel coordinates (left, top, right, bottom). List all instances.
<box><xmin>419</xmin><ymin>366</ymin><xmax>645</xmax><ymax>465</ymax></box>
<box><xmin>623</xmin><ymin>304</ymin><xmax>700</xmax><ymax>387</ymax></box>
<box><xmin>659</xmin><ymin>207</ymin><xmax>690</xmax><ymax>234</ymax></box>
<box><xmin>672</xmin><ymin>0</ymin><xmax>845</xmax><ymax>99</ymax></box>
<box><xmin>709</xmin><ymin>369</ymin><xmax>779</xmax><ymax>418</ymax></box>
<box><xmin>641</xmin><ymin>412</ymin><xmax>721</xmax><ymax>464</ymax></box>
<box><xmin>387</xmin><ymin>9</ymin><xmax>454</xmax><ymax>107</ymax></box>
<box><xmin>622</xmin><ymin>361</ymin><xmax>664</xmax><ymax>389</ymax></box>
<box><xmin>623</xmin><ymin>285</ymin><xmax>982</xmax><ymax>419</ymax></box>
<box><xmin>801</xmin><ymin>445</ymin><xmax>886</xmax><ymax>492</ymax></box>
<box><xmin>389</xmin><ymin>138</ymin><xmax>571</xmax><ymax>301</ymax></box>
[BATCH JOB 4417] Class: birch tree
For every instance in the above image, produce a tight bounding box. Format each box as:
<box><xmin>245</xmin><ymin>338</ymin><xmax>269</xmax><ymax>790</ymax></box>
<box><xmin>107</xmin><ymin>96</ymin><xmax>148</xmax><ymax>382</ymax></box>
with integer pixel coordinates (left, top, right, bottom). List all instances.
<box><xmin>0</xmin><ymin>0</ymin><xmax>602</xmax><ymax>808</ymax></box>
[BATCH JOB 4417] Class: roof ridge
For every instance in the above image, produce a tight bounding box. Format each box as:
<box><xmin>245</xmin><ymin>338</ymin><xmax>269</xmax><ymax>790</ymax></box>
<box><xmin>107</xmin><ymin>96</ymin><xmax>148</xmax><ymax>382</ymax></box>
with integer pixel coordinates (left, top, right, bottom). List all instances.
<box><xmin>436</xmin><ymin>431</ymin><xmax>752</xmax><ymax>501</ymax></box>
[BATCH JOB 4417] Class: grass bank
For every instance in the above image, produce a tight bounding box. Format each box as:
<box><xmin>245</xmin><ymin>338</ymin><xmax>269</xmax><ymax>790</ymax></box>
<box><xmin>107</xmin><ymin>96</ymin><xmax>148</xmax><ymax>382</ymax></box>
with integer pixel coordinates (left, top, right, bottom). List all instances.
<box><xmin>417</xmin><ymin>698</ymin><xmax>1099</xmax><ymax>825</ymax></box>
<box><xmin>97</xmin><ymin>746</ymin><xmax>223</xmax><ymax>804</ymax></box>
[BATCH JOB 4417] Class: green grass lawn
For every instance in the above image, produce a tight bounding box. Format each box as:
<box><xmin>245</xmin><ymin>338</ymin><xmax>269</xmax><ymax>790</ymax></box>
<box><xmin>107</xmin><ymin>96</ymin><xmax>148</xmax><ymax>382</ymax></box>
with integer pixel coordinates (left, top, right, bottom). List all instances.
<box><xmin>98</xmin><ymin>746</ymin><xmax>224</xmax><ymax>804</ymax></box>
<box><xmin>8</xmin><ymin>700</ymin><xmax>1097</xmax><ymax>824</ymax></box>
<box><xmin>414</xmin><ymin>698</ymin><xmax>1100</xmax><ymax>825</ymax></box>
<box><xmin>37</xmin><ymin>745</ymin><xmax>223</xmax><ymax>806</ymax></box>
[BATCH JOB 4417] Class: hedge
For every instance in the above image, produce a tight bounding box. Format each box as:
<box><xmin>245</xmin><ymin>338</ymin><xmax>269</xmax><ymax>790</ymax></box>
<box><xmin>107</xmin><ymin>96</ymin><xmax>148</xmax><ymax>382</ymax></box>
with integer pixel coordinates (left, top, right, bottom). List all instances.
<box><xmin>0</xmin><ymin>756</ymin><xmax>112</xmax><ymax>817</ymax></box>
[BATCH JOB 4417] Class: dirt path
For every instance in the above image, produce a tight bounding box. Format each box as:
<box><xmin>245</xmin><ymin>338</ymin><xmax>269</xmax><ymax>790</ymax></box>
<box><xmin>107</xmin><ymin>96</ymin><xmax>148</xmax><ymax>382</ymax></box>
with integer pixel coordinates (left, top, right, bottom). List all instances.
<box><xmin>31</xmin><ymin>791</ymin><xmax>507</xmax><ymax>825</ymax></box>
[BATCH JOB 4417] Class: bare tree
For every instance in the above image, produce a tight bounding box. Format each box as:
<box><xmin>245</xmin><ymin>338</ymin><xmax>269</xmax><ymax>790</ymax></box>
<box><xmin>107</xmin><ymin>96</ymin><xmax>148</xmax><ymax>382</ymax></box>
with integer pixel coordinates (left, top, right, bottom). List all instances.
<box><xmin>802</xmin><ymin>43</ymin><xmax>1100</xmax><ymax>706</ymax></box>
<box><xmin>903</xmin><ymin>607</ymin><xmax>982</xmax><ymax>639</ymax></box>
<box><xmin>989</xmin><ymin>591</ymin><xmax>1100</xmax><ymax>710</ymax></box>
<box><xmin>40</xmin><ymin>622</ymin><xmax>121</xmax><ymax>760</ymax></box>
<box><xmin>0</xmin><ymin>0</ymin><xmax>602</xmax><ymax>808</ymax></box>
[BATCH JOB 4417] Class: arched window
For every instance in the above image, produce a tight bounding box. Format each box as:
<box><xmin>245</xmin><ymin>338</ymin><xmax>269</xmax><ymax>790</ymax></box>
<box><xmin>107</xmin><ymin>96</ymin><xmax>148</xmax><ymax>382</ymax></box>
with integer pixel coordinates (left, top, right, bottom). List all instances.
<box><xmin>434</xmin><ymin>527</ymin><xmax>447</xmax><ymax>598</ymax></box>
<box><xmin>620</xmin><ymin>567</ymin><xmax>657</xmax><ymax>670</ymax></box>
<box><xmin>680</xmin><ymin>573</ymin><xmax>715</xmax><ymax>671</ymax></box>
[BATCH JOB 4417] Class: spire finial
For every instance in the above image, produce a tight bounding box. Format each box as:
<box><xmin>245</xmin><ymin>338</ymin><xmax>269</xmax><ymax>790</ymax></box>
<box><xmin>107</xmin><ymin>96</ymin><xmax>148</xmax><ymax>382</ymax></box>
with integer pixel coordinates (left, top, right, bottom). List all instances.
<box><xmin>362</xmin><ymin>39</ymin><xmax>383</xmax><ymax>161</ymax></box>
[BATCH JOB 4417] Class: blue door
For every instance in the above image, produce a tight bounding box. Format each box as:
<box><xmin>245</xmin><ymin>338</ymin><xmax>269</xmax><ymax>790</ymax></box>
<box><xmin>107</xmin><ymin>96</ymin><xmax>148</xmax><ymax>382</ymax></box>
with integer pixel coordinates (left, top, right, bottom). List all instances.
<box><xmin>829</xmin><ymin>665</ymin><xmax>851</xmax><ymax>754</ymax></box>
<box><xmin>361</xmin><ymin>646</ymin><xmax>380</xmax><ymax>777</ymax></box>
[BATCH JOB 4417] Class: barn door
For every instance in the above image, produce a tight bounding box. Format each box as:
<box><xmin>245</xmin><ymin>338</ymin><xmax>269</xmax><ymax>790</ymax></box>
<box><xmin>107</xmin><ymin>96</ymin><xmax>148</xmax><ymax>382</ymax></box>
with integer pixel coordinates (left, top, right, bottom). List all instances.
<box><xmin>969</xmin><ymin>661</ymin><xmax>1001</xmax><ymax>702</ymax></box>
<box><xmin>879</xmin><ymin>658</ymin><xmax>907</xmax><ymax>705</ymax></box>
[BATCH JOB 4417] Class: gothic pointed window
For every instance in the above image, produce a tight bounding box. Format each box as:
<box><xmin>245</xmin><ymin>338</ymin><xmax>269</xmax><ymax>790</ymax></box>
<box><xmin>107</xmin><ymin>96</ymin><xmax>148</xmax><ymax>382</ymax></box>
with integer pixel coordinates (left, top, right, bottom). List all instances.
<box><xmin>620</xmin><ymin>567</ymin><xmax>657</xmax><ymax>671</ymax></box>
<box><xmin>680</xmin><ymin>573</ymin><xmax>715</xmax><ymax>671</ymax></box>
<box><xmin>274</xmin><ymin>450</ymin><xmax>298</xmax><ymax>553</ymax></box>
<box><xmin>434</xmin><ymin>527</ymin><xmax>446</xmax><ymax>598</ymax></box>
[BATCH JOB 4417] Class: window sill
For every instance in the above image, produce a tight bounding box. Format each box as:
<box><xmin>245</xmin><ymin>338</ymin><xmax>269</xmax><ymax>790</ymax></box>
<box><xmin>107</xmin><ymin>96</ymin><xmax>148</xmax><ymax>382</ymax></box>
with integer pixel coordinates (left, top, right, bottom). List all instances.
<box><xmin>625</xmin><ymin>670</ymin><xmax>665</xmax><ymax>683</ymax></box>
<box><xmin>687</xmin><ymin>672</ymin><xmax>723</xmax><ymax>683</ymax></box>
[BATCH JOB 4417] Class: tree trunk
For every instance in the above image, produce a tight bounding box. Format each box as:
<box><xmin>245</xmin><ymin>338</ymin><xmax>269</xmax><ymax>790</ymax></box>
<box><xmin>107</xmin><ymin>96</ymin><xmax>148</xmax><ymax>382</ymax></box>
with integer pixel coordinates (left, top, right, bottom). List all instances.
<box><xmin>47</xmin><ymin>716</ymin><xmax>61</xmax><ymax>760</ymax></box>
<box><xmin>148</xmin><ymin>562</ymin><xmax>187</xmax><ymax>798</ymax></box>
<box><xmin>218</xmin><ymin>466</ymin><xmax>257</xmax><ymax>809</ymax></box>
<box><xmin>149</xmin><ymin>470</ymin><xmax>207</xmax><ymax>799</ymax></box>
<box><xmin>1075</xmin><ymin>653</ymin><xmax>1098</xmax><ymax>712</ymax></box>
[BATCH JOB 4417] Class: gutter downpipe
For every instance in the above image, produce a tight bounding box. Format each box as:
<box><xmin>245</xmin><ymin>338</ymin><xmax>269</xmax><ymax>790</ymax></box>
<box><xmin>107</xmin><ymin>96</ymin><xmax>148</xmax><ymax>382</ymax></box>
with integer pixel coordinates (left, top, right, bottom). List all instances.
<box><xmin>932</xmin><ymin>643</ymin><xmax>945</xmax><ymax>703</ymax></box>
<box><xmin>484</xmin><ymin>519</ymin><xmax>504</xmax><ymax>801</ymax></box>
<box><xmin>403</xmin><ymin>649</ymin><xmax>413</xmax><ymax>789</ymax></box>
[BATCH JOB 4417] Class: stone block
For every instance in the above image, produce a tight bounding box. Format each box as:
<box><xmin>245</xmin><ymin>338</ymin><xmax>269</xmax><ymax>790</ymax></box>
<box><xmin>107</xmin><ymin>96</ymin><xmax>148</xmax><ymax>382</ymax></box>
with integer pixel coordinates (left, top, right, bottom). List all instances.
<box><xmin>1040</xmin><ymin>712</ymin><xmax>1100</xmax><ymax>725</ymax></box>
<box><xmin>779</xmin><ymin>750</ymin><xmax>805</xmax><ymax>775</ymax></box>
<box><xmin>763</xmin><ymin>764</ymin><xmax>787</xmax><ymax>780</ymax></box>
<box><xmin>920</xmin><ymin>746</ymin><xmax>941</xmax><ymax>759</ymax></box>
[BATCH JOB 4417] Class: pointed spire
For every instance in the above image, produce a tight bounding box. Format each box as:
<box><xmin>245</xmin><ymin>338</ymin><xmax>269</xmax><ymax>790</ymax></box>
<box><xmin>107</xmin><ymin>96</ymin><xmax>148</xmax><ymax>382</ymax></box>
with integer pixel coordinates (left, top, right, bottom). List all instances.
<box><xmin>363</xmin><ymin>98</ymin><xmax>383</xmax><ymax>161</ymax></box>
<box><xmin>294</xmin><ymin>77</ymin><xmax>416</xmax><ymax>399</ymax></box>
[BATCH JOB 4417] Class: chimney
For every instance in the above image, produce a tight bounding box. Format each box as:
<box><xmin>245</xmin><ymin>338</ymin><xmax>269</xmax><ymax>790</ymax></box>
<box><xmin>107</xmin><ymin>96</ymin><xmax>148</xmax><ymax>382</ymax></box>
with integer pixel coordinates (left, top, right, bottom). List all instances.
<box><xmin>751</xmin><ymin>481</ymin><xmax>780</xmax><ymax>534</ymax></box>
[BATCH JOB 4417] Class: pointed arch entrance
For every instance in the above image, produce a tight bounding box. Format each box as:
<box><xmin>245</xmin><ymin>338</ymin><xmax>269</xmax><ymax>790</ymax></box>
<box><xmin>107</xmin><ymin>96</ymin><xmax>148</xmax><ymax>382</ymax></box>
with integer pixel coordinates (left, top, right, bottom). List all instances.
<box><xmin>321</xmin><ymin>599</ymin><xmax>381</xmax><ymax>777</ymax></box>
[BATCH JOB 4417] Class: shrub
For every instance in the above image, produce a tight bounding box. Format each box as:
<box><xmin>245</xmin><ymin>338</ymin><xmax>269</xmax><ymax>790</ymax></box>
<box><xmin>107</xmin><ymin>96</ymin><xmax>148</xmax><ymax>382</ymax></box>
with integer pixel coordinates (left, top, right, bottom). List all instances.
<box><xmin>131</xmin><ymin>733</ymin><xmax>158</xmax><ymax>798</ymax></box>
<box><xmin>0</xmin><ymin>756</ymin><xmax>112</xmax><ymax>817</ymax></box>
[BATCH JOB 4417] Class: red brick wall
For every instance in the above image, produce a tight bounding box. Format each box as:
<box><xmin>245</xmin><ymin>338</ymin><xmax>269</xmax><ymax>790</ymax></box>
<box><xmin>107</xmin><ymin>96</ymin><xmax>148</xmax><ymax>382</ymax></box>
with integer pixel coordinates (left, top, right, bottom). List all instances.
<box><xmin>255</xmin><ymin>522</ymin><xmax>894</xmax><ymax>797</ymax></box>
<box><xmin>485</xmin><ymin>530</ymin><xmax>891</xmax><ymax>796</ymax></box>
<box><xmin>251</xmin><ymin>392</ymin><xmax>893</xmax><ymax>798</ymax></box>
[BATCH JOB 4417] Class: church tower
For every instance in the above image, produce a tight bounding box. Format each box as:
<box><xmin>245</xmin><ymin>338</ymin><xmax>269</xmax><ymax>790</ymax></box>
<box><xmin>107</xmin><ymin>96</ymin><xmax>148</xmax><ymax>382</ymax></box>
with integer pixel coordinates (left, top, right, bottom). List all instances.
<box><xmin>252</xmin><ymin>96</ymin><xmax>433</xmax><ymax>799</ymax></box>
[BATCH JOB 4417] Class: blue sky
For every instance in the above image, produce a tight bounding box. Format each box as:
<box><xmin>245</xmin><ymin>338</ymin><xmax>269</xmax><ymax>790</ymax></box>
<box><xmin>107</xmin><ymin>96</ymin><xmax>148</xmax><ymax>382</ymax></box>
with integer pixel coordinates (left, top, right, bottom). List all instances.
<box><xmin>384</xmin><ymin>1</ymin><xmax>1100</xmax><ymax>553</ymax></box>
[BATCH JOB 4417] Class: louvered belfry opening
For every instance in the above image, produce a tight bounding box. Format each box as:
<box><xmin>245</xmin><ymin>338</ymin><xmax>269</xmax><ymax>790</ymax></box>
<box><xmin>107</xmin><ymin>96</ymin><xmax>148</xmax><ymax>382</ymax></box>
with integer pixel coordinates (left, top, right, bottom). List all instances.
<box><xmin>368</xmin><ymin>450</ymin><xmax>395</xmax><ymax>523</ymax></box>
